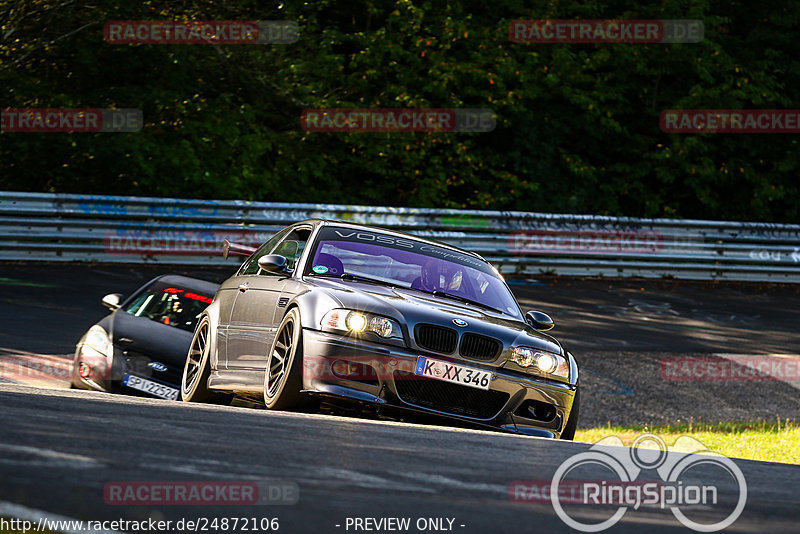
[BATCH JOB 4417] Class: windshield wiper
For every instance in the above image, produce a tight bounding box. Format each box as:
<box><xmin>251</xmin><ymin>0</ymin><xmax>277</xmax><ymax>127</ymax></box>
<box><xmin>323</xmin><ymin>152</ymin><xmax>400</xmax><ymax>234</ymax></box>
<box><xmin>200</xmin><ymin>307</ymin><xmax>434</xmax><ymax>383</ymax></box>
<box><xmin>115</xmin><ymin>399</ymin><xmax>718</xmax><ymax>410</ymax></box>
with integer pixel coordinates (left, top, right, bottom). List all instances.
<box><xmin>434</xmin><ymin>291</ymin><xmax>505</xmax><ymax>315</ymax></box>
<box><xmin>311</xmin><ymin>272</ymin><xmax>396</xmax><ymax>288</ymax></box>
<box><xmin>406</xmin><ymin>287</ymin><xmax>505</xmax><ymax>315</ymax></box>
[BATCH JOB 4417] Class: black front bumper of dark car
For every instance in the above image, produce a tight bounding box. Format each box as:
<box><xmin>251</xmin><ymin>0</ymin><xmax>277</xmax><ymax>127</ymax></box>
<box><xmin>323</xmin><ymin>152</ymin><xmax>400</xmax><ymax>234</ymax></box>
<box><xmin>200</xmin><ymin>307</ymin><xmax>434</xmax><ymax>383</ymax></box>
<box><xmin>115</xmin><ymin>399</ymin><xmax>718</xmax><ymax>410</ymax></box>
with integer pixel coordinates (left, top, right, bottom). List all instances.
<box><xmin>301</xmin><ymin>329</ymin><xmax>578</xmax><ymax>438</ymax></box>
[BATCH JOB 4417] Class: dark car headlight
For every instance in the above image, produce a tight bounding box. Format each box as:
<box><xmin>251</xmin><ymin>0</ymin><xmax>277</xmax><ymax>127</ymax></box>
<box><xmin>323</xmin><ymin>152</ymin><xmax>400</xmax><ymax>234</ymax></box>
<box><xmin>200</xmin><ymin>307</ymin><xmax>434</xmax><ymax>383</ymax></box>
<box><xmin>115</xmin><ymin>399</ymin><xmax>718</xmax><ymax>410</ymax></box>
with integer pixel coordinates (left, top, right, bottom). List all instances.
<box><xmin>321</xmin><ymin>309</ymin><xmax>403</xmax><ymax>341</ymax></box>
<box><xmin>76</xmin><ymin>325</ymin><xmax>114</xmax><ymax>381</ymax></box>
<box><xmin>81</xmin><ymin>325</ymin><xmax>113</xmax><ymax>357</ymax></box>
<box><xmin>510</xmin><ymin>347</ymin><xmax>569</xmax><ymax>380</ymax></box>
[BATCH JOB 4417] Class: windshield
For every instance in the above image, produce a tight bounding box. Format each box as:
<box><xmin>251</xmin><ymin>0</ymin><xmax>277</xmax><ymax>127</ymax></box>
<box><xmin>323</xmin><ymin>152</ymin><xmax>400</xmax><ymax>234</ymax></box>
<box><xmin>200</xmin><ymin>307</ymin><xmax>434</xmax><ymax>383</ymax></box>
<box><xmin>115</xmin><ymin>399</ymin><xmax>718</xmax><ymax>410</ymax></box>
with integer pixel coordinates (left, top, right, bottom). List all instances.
<box><xmin>123</xmin><ymin>281</ymin><xmax>213</xmax><ymax>332</ymax></box>
<box><xmin>306</xmin><ymin>227</ymin><xmax>521</xmax><ymax>317</ymax></box>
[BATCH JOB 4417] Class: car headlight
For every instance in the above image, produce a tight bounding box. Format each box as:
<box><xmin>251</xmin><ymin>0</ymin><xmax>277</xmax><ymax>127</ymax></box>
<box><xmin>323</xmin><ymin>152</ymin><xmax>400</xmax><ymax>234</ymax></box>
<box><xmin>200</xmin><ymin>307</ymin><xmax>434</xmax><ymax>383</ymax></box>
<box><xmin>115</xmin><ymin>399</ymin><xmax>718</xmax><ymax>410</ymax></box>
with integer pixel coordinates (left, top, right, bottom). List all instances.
<box><xmin>81</xmin><ymin>325</ymin><xmax>113</xmax><ymax>357</ymax></box>
<box><xmin>510</xmin><ymin>347</ymin><xmax>569</xmax><ymax>379</ymax></box>
<box><xmin>321</xmin><ymin>309</ymin><xmax>403</xmax><ymax>340</ymax></box>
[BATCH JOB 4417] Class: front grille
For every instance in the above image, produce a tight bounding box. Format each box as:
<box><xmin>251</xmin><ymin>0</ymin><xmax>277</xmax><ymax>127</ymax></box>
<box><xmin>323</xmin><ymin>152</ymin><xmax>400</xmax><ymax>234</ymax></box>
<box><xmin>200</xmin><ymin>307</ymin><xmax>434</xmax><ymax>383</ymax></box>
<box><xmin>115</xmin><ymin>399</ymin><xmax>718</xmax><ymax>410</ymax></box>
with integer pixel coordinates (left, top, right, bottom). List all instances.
<box><xmin>459</xmin><ymin>334</ymin><xmax>502</xmax><ymax>361</ymax></box>
<box><xmin>415</xmin><ymin>324</ymin><xmax>458</xmax><ymax>353</ymax></box>
<box><xmin>123</xmin><ymin>351</ymin><xmax>182</xmax><ymax>387</ymax></box>
<box><xmin>393</xmin><ymin>371</ymin><xmax>509</xmax><ymax>419</ymax></box>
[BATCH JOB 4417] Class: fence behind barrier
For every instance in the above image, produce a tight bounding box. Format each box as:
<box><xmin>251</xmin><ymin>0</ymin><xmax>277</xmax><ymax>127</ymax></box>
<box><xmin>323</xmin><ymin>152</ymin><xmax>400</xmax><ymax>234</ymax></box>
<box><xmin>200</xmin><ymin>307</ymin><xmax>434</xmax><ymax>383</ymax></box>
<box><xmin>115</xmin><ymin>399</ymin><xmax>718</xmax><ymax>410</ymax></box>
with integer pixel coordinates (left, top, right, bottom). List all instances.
<box><xmin>1</xmin><ymin>191</ymin><xmax>800</xmax><ymax>282</ymax></box>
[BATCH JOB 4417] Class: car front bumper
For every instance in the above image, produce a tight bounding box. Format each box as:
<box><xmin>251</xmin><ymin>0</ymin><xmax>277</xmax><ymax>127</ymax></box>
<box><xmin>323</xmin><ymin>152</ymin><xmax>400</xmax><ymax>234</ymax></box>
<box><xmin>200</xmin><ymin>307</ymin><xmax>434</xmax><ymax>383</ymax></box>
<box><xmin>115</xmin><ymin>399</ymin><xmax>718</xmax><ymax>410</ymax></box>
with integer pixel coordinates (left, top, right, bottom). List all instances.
<box><xmin>301</xmin><ymin>328</ymin><xmax>578</xmax><ymax>438</ymax></box>
<box><xmin>72</xmin><ymin>342</ymin><xmax>182</xmax><ymax>396</ymax></box>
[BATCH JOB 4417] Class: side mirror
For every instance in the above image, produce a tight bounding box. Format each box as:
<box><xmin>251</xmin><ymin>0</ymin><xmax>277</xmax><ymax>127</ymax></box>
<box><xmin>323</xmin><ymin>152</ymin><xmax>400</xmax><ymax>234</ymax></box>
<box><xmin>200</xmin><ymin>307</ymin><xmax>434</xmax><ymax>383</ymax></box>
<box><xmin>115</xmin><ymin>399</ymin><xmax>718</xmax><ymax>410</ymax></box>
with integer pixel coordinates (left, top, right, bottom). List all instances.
<box><xmin>258</xmin><ymin>254</ymin><xmax>289</xmax><ymax>273</ymax></box>
<box><xmin>102</xmin><ymin>293</ymin><xmax>123</xmax><ymax>310</ymax></box>
<box><xmin>526</xmin><ymin>310</ymin><xmax>554</xmax><ymax>331</ymax></box>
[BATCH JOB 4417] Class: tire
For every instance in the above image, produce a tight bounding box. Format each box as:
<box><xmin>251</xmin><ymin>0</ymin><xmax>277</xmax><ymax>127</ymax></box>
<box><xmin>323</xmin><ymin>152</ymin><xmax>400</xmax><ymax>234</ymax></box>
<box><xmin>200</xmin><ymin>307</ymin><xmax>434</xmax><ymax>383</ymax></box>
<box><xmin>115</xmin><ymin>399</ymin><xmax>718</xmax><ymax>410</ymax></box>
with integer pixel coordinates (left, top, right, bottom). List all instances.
<box><xmin>560</xmin><ymin>388</ymin><xmax>580</xmax><ymax>441</ymax></box>
<box><xmin>181</xmin><ymin>316</ymin><xmax>232</xmax><ymax>404</ymax></box>
<box><xmin>264</xmin><ymin>308</ymin><xmax>305</xmax><ymax>411</ymax></box>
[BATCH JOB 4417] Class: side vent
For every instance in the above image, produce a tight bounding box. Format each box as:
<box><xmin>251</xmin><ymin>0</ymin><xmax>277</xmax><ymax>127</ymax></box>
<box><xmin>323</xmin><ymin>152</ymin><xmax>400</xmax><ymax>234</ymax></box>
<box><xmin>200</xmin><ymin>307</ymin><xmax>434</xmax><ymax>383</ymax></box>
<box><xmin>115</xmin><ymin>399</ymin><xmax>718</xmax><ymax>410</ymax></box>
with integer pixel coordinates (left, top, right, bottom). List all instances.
<box><xmin>277</xmin><ymin>297</ymin><xmax>289</xmax><ymax>308</ymax></box>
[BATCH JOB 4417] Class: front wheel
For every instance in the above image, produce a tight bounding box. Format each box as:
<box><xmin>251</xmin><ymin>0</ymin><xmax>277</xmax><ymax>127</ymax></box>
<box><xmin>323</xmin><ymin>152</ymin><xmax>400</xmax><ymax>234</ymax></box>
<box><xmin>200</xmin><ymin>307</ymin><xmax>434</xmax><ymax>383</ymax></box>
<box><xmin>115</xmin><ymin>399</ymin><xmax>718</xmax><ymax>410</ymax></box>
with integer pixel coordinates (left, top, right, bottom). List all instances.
<box><xmin>264</xmin><ymin>308</ymin><xmax>306</xmax><ymax>410</ymax></box>
<box><xmin>181</xmin><ymin>316</ymin><xmax>232</xmax><ymax>404</ymax></box>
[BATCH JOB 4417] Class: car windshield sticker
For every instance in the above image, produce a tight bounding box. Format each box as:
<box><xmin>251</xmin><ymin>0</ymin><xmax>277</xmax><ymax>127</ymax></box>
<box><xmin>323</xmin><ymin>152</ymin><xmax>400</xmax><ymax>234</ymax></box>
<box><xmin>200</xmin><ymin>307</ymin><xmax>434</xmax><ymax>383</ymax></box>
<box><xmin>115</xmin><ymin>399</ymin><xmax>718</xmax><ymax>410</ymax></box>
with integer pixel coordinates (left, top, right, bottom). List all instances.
<box><xmin>312</xmin><ymin>265</ymin><xmax>328</xmax><ymax>274</ymax></box>
<box><xmin>316</xmin><ymin>226</ymin><xmax>491</xmax><ymax>273</ymax></box>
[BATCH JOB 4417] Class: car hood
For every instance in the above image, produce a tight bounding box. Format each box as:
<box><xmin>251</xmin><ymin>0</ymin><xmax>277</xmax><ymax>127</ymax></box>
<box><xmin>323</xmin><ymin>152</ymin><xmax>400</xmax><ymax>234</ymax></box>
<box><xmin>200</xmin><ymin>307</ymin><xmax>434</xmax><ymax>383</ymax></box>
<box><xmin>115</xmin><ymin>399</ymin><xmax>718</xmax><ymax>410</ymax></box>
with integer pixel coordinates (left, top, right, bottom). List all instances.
<box><xmin>110</xmin><ymin>311</ymin><xmax>193</xmax><ymax>366</ymax></box>
<box><xmin>308</xmin><ymin>278</ymin><xmax>563</xmax><ymax>356</ymax></box>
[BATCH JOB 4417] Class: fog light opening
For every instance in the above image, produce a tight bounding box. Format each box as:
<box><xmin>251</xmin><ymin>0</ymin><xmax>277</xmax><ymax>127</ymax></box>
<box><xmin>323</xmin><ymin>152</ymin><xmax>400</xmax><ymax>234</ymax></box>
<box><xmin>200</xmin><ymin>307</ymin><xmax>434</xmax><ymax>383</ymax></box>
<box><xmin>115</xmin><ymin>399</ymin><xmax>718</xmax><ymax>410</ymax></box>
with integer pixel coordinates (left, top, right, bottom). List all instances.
<box><xmin>516</xmin><ymin>400</ymin><xmax>557</xmax><ymax>423</ymax></box>
<box><xmin>331</xmin><ymin>360</ymin><xmax>379</xmax><ymax>385</ymax></box>
<box><xmin>78</xmin><ymin>362</ymin><xmax>92</xmax><ymax>379</ymax></box>
<box><xmin>331</xmin><ymin>360</ymin><xmax>351</xmax><ymax>377</ymax></box>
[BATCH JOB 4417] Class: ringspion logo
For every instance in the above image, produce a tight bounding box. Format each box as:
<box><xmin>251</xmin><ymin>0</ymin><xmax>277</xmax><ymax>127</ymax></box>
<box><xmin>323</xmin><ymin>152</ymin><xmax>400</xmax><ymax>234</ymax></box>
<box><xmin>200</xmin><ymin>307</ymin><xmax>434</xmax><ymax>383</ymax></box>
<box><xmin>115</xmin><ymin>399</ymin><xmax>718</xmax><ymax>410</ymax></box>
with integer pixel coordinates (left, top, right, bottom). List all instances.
<box><xmin>510</xmin><ymin>20</ymin><xmax>703</xmax><ymax>43</ymax></box>
<box><xmin>1</xmin><ymin>109</ymin><xmax>142</xmax><ymax>133</ymax></box>
<box><xmin>300</xmin><ymin>108</ymin><xmax>496</xmax><ymax>133</ymax></box>
<box><xmin>103</xmin><ymin>21</ymin><xmax>298</xmax><ymax>44</ymax></box>
<box><xmin>539</xmin><ymin>434</ymin><xmax>747</xmax><ymax>532</ymax></box>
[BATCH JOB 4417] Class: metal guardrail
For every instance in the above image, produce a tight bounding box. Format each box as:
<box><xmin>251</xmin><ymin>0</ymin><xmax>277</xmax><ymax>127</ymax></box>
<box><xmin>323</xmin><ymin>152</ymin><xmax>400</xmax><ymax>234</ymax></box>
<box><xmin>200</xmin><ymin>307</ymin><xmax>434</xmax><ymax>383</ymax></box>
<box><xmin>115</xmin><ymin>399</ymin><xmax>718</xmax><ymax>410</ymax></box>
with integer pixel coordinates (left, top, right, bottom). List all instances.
<box><xmin>1</xmin><ymin>191</ymin><xmax>800</xmax><ymax>282</ymax></box>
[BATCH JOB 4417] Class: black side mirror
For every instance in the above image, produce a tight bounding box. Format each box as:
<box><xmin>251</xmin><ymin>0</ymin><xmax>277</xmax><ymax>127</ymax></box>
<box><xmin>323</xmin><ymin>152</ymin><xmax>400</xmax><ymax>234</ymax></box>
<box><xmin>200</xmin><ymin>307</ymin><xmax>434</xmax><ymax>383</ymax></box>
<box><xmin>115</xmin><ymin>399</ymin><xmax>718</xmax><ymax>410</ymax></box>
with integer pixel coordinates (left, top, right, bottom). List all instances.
<box><xmin>102</xmin><ymin>293</ymin><xmax>123</xmax><ymax>310</ymax></box>
<box><xmin>258</xmin><ymin>254</ymin><xmax>289</xmax><ymax>273</ymax></box>
<box><xmin>526</xmin><ymin>310</ymin><xmax>555</xmax><ymax>331</ymax></box>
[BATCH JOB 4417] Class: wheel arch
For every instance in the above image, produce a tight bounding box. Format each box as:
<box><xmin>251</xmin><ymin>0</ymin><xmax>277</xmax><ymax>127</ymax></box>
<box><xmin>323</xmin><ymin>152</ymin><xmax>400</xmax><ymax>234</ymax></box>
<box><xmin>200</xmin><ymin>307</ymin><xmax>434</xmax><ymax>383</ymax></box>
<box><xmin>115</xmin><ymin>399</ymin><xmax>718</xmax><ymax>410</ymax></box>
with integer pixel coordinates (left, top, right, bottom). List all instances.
<box><xmin>287</xmin><ymin>288</ymin><xmax>340</xmax><ymax>331</ymax></box>
<box><xmin>198</xmin><ymin>299</ymin><xmax>223</xmax><ymax>370</ymax></box>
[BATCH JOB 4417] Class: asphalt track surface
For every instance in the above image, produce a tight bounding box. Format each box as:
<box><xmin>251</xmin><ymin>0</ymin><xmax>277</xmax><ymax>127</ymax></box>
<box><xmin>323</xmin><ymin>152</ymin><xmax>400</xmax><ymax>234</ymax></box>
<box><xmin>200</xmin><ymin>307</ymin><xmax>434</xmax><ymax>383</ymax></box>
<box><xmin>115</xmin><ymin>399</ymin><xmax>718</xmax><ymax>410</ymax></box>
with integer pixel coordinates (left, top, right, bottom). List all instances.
<box><xmin>2</xmin><ymin>383</ymin><xmax>799</xmax><ymax>533</ymax></box>
<box><xmin>1</xmin><ymin>264</ymin><xmax>800</xmax><ymax>533</ymax></box>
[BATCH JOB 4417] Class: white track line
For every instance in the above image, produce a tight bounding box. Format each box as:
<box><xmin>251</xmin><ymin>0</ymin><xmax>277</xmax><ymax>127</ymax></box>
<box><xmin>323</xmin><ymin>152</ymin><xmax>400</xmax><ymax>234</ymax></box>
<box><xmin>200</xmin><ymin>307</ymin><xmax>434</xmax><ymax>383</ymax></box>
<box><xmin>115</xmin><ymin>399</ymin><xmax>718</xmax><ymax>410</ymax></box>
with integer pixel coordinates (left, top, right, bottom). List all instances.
<box><xmin>0</xmin><ymin>443</ymin><xmax>101</xmax><ymax>468</ymax></box>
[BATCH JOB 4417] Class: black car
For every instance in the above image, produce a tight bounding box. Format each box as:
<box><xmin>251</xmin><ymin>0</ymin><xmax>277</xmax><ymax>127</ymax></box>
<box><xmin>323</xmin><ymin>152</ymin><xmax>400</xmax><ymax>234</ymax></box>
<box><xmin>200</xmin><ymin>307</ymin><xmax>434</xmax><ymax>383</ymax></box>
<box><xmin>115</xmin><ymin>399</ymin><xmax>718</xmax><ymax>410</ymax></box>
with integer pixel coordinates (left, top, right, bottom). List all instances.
<box><xmin>71</xmin><ymin>274</ymin><xmax>218</xmax><ymax>400</ymax></box>
<box><xmin>181</xmin><ymin>221</ymin><xmax>580</xmax><ymax>439</ymax></box>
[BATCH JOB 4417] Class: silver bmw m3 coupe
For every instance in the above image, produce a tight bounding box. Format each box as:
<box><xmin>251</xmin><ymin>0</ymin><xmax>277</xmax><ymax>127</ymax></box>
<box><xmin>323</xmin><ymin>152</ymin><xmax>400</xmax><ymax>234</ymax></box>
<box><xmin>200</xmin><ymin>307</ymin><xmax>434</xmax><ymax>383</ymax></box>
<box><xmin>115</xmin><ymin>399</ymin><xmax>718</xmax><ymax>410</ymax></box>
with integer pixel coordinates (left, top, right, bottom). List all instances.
<box><xmin>181</xmin><ymin>220</ymin><xmax>580</xmax><ymax>439</ymax></box>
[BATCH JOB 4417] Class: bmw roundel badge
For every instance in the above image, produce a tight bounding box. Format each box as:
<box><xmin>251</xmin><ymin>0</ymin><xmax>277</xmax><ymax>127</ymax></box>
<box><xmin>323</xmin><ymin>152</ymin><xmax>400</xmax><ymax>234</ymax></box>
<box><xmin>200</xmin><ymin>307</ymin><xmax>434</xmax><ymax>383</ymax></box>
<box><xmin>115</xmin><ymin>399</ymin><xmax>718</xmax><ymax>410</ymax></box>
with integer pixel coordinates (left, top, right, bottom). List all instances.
<box><xmin>452</xmin><ymin>319</ymin><xmax>468</xmax><ymax>327</ymax></box>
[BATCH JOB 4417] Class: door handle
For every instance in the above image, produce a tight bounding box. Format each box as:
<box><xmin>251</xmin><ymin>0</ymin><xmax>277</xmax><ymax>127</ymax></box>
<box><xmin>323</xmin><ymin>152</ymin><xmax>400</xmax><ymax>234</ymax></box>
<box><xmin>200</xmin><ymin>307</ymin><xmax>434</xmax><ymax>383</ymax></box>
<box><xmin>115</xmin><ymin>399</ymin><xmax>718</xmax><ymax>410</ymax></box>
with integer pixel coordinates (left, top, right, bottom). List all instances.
<box><xmin>238</xmin><ymin>283</ymin><xmax>249</xmax><ymax>292</ymax></box>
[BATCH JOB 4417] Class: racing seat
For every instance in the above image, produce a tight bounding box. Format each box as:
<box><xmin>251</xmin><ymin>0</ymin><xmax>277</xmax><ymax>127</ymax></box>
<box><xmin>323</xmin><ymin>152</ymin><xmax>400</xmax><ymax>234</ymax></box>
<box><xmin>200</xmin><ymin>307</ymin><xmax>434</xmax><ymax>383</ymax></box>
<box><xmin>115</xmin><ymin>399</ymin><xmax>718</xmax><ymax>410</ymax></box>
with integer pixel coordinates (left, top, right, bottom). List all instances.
<box><xmin>410</xmin><ymin>276</ymin><xmax>426</xmax><ymax>290</ymax></box>
<box><xmin>314</xmin><ymin>253</ymin><xmax>344</xmax><ymax>276</ymax></box>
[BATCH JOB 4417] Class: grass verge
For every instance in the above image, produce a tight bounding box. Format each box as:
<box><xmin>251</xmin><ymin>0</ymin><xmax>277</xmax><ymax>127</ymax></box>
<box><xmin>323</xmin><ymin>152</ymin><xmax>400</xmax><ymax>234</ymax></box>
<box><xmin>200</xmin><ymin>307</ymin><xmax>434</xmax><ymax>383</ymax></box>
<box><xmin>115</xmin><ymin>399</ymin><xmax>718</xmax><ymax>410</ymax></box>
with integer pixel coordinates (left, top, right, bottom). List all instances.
<box><xmin>575</xmin><ymin>418</ymin><xmax>800</xmax><ymax>464</ymax></box>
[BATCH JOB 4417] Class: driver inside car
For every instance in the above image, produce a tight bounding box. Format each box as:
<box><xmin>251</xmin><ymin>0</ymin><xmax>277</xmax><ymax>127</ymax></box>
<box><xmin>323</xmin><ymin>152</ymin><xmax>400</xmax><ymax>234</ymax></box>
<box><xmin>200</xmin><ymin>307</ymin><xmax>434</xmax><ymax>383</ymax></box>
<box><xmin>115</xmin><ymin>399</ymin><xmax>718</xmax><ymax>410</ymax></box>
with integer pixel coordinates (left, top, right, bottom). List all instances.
<box><xmin>412</xmin><ymin>259</ymin><xmax>463</xmax><ymax>292</ymax></box>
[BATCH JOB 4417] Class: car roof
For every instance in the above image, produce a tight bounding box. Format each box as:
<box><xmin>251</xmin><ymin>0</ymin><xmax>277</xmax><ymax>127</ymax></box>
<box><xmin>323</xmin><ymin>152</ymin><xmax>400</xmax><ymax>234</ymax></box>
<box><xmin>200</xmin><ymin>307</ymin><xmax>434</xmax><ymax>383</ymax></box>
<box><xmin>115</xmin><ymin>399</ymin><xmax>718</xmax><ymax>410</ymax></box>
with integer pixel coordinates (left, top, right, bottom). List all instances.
<box><xmin>294</xmin><ymin>219</ymin><xmax>487</xmax><ymax>262</ymax></box>
<box><xmin>150</xmin><ymin>274</ymin><xmax>219</xmax><ymax>295</ymax></box>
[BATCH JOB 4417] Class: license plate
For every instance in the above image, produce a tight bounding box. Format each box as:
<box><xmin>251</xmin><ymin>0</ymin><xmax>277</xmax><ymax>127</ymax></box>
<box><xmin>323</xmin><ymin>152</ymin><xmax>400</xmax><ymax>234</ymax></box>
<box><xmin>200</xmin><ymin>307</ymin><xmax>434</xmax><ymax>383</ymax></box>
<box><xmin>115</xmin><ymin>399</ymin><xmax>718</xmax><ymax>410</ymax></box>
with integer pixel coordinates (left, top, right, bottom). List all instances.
<box><xmin>123</xmin><ymin>374</ymin><xmax>179</xmax><ymax>400</ymax></box>
<box><xmin>414</xmin><ymin>356</ymin><xmax>492</xmax><ymax>390</ymax></box>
